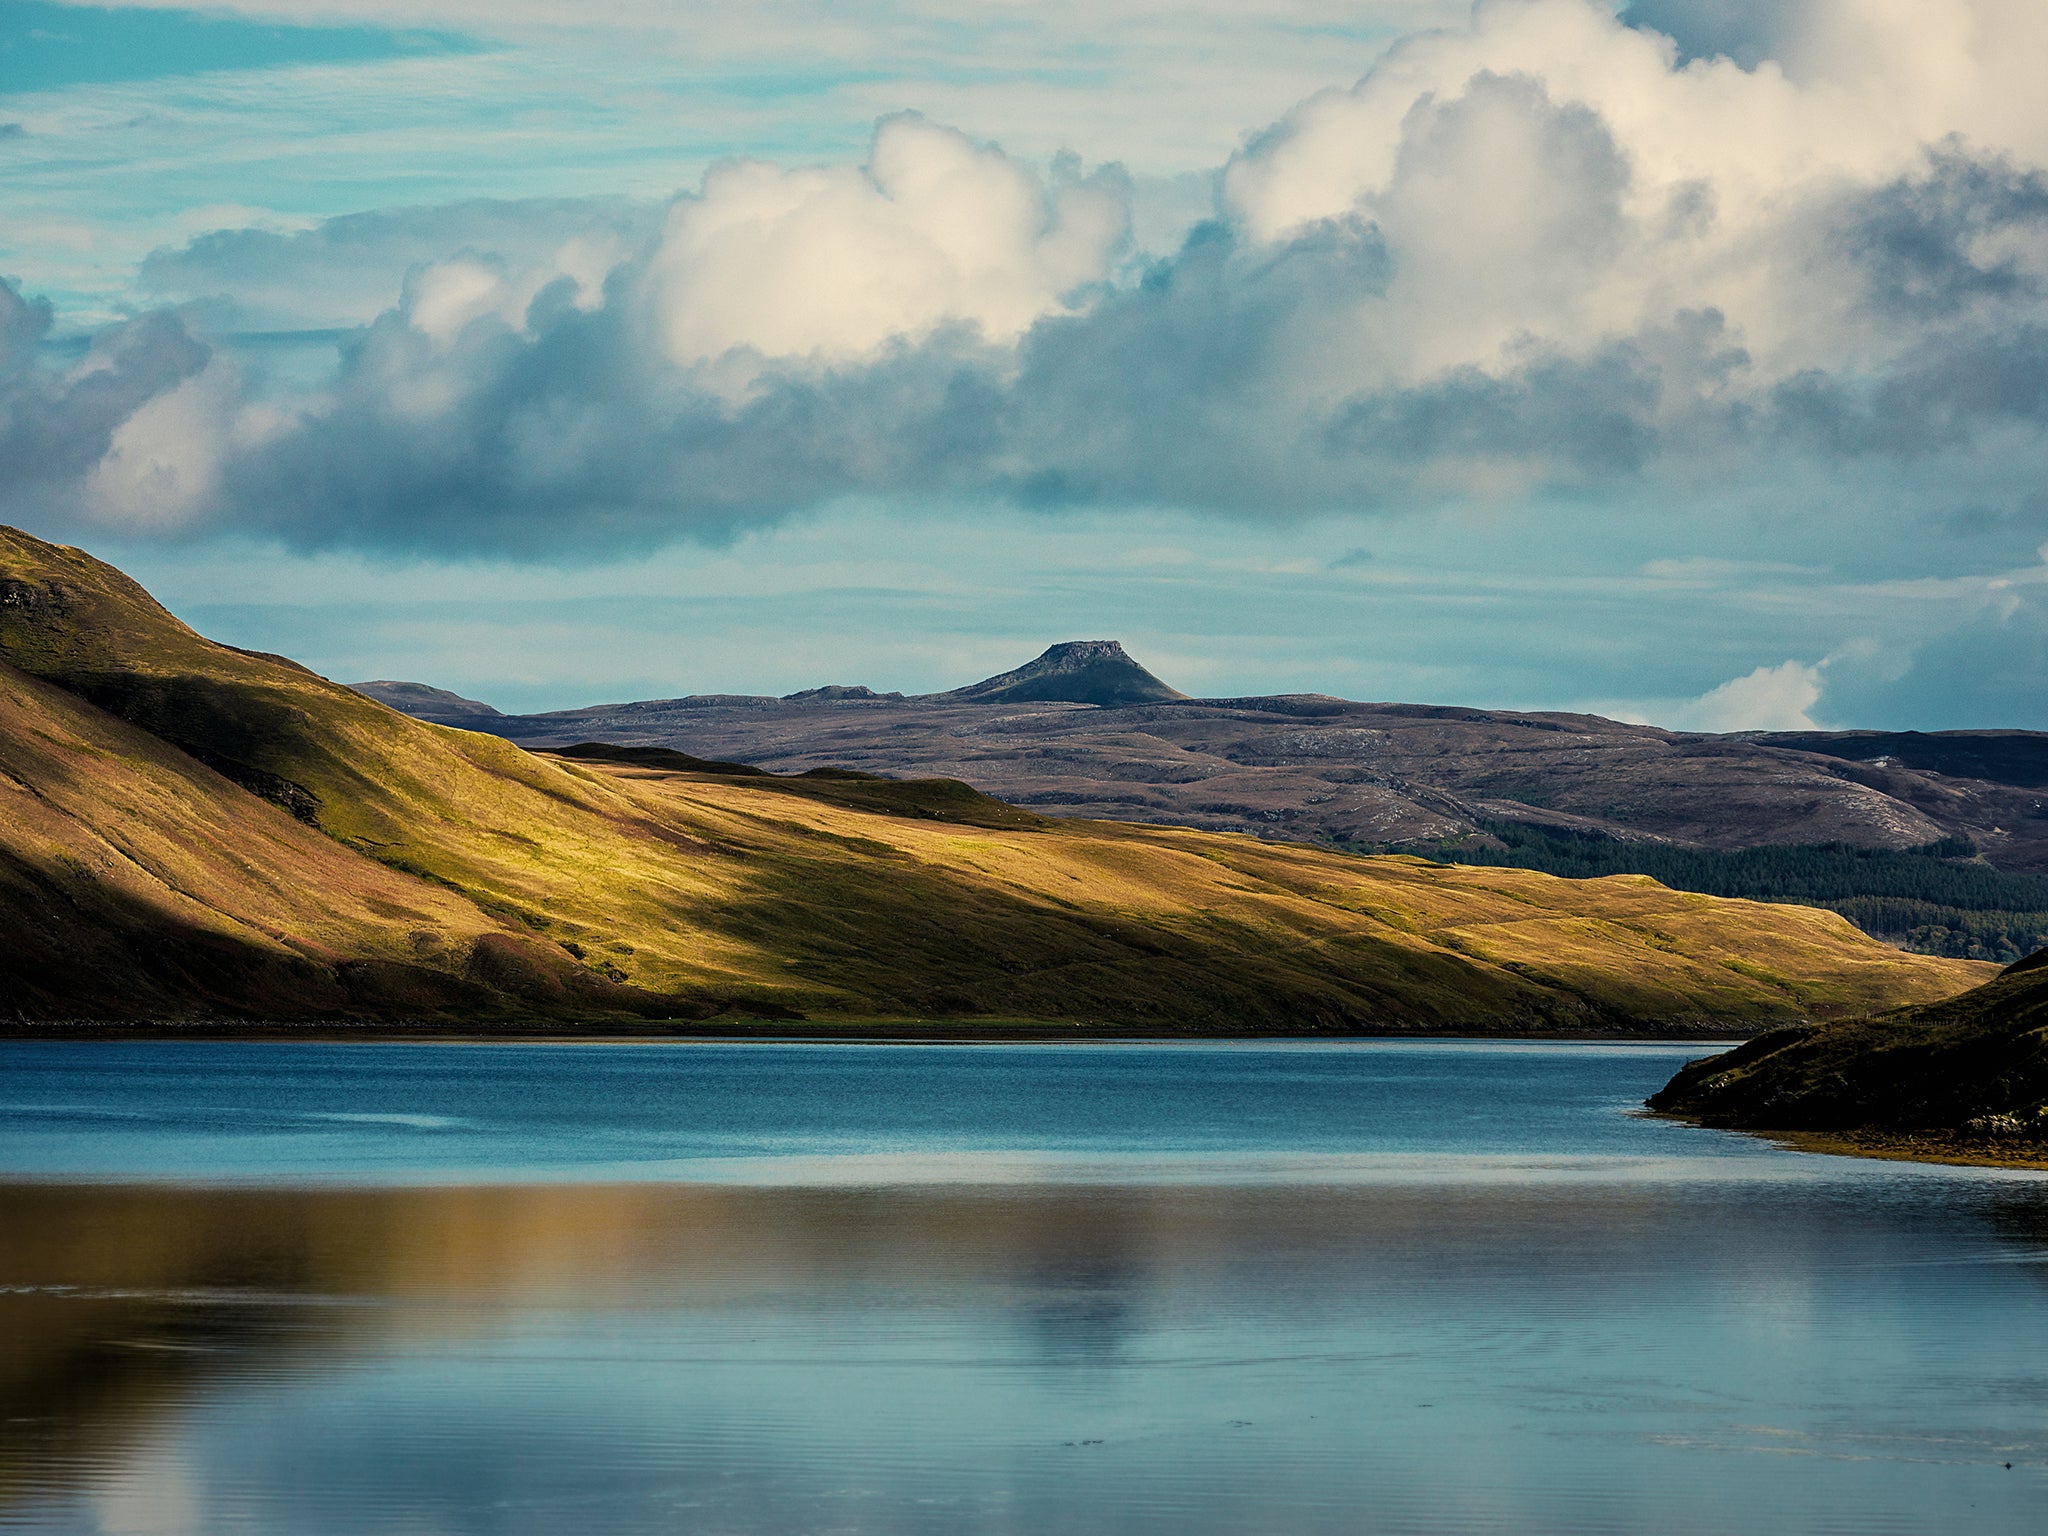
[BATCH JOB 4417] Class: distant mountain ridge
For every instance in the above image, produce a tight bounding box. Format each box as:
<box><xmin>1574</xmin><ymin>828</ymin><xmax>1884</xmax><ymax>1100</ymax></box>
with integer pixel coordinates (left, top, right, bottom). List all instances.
<box><xmin>352</xmin><ymin>680</ymin><xmax>503</xmax><ymax>725</ymax></box>
<box><xmin>353</xmin><ymin>640</ymin><xmax>1180</xmax><ymax>719</ymax></box>
<box><xmin>350</xmin><ymin>648</ymin><xmax>2048</xmax><ymax>884</ymax></box>
<box><xmin>1750</xmin><ymin>730</ymin><xmax>2048</xmax><ymax>790</ymax></box>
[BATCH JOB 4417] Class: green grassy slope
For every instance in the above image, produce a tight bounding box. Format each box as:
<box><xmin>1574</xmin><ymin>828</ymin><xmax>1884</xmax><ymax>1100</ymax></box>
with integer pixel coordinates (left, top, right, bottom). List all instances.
<box><xmin>0</xmin><ymin>526</ymin><xmax>1998</xmax><ymax>1031</ymax></box>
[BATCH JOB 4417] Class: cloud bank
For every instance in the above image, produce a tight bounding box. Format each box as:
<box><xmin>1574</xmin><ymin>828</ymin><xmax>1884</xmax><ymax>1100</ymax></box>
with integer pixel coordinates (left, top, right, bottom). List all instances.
<box><xmin>8</xmin><ymin>0</ymin><xmax>2048</xmax><ymax>570</ymax></box>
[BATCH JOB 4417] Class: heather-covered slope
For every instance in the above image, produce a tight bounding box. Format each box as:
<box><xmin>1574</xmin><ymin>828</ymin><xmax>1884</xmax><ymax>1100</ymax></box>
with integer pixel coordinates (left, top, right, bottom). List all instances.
<box><xmin>0</xmin><ymin>527</ymin><xmax>1997</xmax><ymax>1031</ymax></box>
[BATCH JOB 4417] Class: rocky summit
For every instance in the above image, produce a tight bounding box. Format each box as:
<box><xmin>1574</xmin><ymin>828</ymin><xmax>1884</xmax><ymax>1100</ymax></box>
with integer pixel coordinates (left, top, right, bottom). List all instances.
<box><xmin>943</xmin><ymin>640</ymin><xmax>1186</xmax><ymax>707</ymax></box>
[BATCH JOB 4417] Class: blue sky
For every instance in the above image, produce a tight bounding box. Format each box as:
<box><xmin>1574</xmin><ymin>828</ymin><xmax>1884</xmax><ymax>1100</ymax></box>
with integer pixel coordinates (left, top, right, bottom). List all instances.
<box><xmin>0</xmin><ymin>2</ymin><xmax>466</xmax><ymax>92</ymax></box>
<box><xmin>6</xmin><ymin>1</ymin><xmax>2048</xmax><ymax>728</ymax></box>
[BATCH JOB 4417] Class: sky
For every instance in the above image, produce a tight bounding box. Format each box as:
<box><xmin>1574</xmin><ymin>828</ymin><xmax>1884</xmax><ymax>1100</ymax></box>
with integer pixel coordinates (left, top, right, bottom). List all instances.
<box><xmin>5</xmin><ymin>0</ymin><xmax>2048</xmax><ymax>727</ymax></box>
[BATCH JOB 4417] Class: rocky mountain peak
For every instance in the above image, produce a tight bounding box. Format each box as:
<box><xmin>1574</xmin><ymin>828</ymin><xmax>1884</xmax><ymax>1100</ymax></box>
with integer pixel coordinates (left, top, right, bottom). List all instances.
<box><xmin>945</xmin><ymin>640</ymin><xmax>1186</xmax><ymax>707</ymax></box>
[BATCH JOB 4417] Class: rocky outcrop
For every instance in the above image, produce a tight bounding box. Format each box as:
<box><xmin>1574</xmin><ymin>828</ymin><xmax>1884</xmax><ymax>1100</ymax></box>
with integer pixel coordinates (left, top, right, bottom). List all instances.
<box><xmin>1649</xmin><ymin>952</ymin><xmax>2048</xmax><ymax>1160</ymax></box>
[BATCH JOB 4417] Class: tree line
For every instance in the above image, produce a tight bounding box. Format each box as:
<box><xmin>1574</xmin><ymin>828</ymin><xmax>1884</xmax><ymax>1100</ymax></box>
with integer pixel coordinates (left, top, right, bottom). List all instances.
<box><xmin>1381</xmin><ymin>824</ymin><xmax>2048</xmax><ymax>964</ymax></box>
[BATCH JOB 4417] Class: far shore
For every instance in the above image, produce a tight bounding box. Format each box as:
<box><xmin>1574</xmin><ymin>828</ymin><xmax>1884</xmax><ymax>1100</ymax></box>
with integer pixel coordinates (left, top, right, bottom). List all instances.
<box><xmin>0</xmin><ymin>1019</ymin><xmax>1745</xmax><ymax>1045</ymax></box>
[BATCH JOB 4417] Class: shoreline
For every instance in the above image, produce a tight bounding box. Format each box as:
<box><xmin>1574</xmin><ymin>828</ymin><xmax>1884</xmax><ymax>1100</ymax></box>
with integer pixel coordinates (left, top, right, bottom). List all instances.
<box><xmin>1644</xmin><ymin>1110</ymin><xmax>2048</xmax><ymax>1172</ymax></box>
<box><xmin>1753</xmin><ymin>1124</ymin><xmax>2048</xmax><ymax>1172</ymax></box>
<box><xmin>0</xmin><ymin>1018</ymin><xmax>1749</xmax><ymax>1045</ymax></box>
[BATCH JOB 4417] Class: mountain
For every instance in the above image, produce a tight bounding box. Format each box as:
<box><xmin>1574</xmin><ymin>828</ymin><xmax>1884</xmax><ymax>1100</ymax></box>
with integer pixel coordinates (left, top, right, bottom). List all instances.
<box><xmin>368</xmin><ymin>659</ymin><xmax>2048</xmax><ymax>956</ymax></box>
<box><xmin>349</xmin><ymin>680</ymin><xmax>503</xmax><ymax>726</ymax></box>
<box><xmin>944</xmin><ymin>640</ymin><xmax>1185</xmax><ymax>706</ymax></box>
<box><xmin>0</xmin><ymin>526</ymin><xmax>1993</xmax><ymax>1032</ymax></box>
<box><xmin>1649</xmin><ymin>951</ymin><xmax>2048</xmax><ymax>1163</ymax></box>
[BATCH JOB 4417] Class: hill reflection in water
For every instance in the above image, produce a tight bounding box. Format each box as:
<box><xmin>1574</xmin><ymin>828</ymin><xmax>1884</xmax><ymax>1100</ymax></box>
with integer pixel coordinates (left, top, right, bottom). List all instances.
<box><xmin>6</xmin><ymin>1164</ymin><xmax>2048</xmax><ymax>1535</ymax></box>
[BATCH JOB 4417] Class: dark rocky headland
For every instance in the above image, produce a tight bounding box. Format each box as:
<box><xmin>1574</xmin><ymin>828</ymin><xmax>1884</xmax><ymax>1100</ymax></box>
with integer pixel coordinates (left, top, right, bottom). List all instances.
<box><xmin>1650</xmin><ymin>950</ymin><xmax>2048</xmax><ymax>1166</ymax></box>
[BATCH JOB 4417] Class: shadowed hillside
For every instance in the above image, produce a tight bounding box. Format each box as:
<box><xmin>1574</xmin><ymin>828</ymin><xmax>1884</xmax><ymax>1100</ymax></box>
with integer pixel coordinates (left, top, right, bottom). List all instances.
<box><xmin>1649</xmin><ymin>951</ymin><xmax>2048</xmax><ymax>1163</ymax></box>
<box><xmin>0</xmin><ymin>527</ymin><xmax>1997</xmax><ymax>1033</ymax></box>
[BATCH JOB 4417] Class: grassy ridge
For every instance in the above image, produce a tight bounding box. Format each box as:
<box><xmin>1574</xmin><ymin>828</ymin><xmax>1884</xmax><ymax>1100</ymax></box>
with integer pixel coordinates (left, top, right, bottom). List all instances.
<box><xmin>542</xmin><ymin>756</ymin><xmax>1992</xmax><ymax>1031</ymax></box>
<box><xmin>0</xmin><ymin>526</ymin><xmax>1997</xmax><ymax>1031</ymax></box>
<box><xmin>0</xmin><ymin>653</ymin><xmax>719</xmax><ymax>1019</ymax></box>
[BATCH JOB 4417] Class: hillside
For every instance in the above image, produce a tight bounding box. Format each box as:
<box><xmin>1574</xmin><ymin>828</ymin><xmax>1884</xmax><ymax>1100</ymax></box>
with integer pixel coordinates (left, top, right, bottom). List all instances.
<box><xmin>359</xmin><ymin>651</ymin><xmax>2048</xmax><ymax>962</ymax></box>
<box><xmin>1649</xmin><ymin>954</ymin><xmax>2048</xmax><ymax>1164</ymax></box>
<box><xmin>364</xmin><ymin>653</ymin><xmax>2048</xmax><ymax>877</ymax></box>
<box><xmin>0</xmin><ymin>526</ymin><xmax>1996</xmax><ymax>1032</ymax></box>
<box><xmin>1415</xmin><ymin>822</ymin><xmax>2048</xmax><ymax>963</ymax></box>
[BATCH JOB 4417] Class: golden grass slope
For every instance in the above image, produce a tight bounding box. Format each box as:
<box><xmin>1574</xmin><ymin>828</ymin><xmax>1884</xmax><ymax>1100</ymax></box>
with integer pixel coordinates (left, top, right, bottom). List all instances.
<box><xmin>0</xmin><ymin>525</ymin><xmax>1996</xmax><ymax>1030</ymax></box>
<box><xmin>570</xmin><ymin>757</ymin><xmax>1991</xmax><ymax>1029</ymax></box>
<box><xmin>0</xmin><ymin>526</ymin><xmax>827</xmax><ymax>1010</ymax></box>
<box><xmin>0</xmin><ymin>657</ymin><xmax>657</xmax><ymax>1018</ymax></box>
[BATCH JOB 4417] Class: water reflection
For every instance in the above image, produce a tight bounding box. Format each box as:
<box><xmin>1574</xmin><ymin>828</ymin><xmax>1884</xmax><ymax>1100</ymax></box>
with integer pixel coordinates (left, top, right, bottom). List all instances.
<box><xmin>5</xmin><ymin>1176</ymin><xmax>2047</xmax><ymax>1534</ymax></box>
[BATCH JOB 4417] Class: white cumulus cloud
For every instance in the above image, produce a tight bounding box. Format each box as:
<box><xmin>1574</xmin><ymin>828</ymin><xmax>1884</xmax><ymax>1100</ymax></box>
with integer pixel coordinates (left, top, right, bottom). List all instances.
<box><xmin>1665</xmin><ymin>659</ymin><xmax>1826</xmax><ymax>731</ymax></box>
<box><xmin>82</xmin><ymin>360</ymin><xmax>281</xmax><ymax>531</ymax></box>
<box><xmin>12</xmin><ymin>0</ymin><xmax>2048</xmax><ymax>572</ymax></box>
<box><xmin>1221</xmin><ymin>0</ymin><xmax>2048</xmax><ymax>387</ymax></box>
<box><xmin>640</xmin><ymin>114</ymin><xmax>1130</xmax><ymax>370</ymax></box>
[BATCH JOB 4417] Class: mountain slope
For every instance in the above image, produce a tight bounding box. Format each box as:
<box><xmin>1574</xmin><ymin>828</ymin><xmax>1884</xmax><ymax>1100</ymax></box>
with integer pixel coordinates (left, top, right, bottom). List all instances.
<box><xmin>0</xmin><ymin>526</ymin><xmax>1996</xmax><ymax>1030</ymax></box>
<box><xmin>377</xmin><ymin>651</ymin><xmax>2048</xmax><ymax>960</ymax></box>
<box><xmin>0</xmin><ymin>656</ymin><xmax>637</xmax><ymax>1019</ymax></box>
<box><xmin>1753</xmin><ymin>730</ymin><xmax>2048</xmax><ymax>789</ymax></box>
<box><xmin>561</xmin><ymin>748</ymin><xmax>1995</xmax><ymax>1030</ymax></box>
<box><xmin>411</xmin><ymin>670</ymin><xmax>2048</xmax><ymax>877</ymax></box>
<box><xmin>0</xmin><ymin>526</ymin><xmax>864</xmax><ymax>1008</ymax></box>
<box><xmin>349</xmin><ymin>680</ymin><xmax>504</xmax><ymax>726</ymax></box>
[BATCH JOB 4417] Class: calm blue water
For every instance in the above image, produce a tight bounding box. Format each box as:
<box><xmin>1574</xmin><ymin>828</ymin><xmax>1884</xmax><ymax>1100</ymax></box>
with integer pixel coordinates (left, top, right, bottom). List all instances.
<box><xmin>0</xmin><ymin>1039</ymin><xmax>1784</xmax><ymax>1184</ymax></box>
<box><xmin>1</xmin><ymin>1040</ymin><xmax>2044</xmax><ymax>1535</ymax></box>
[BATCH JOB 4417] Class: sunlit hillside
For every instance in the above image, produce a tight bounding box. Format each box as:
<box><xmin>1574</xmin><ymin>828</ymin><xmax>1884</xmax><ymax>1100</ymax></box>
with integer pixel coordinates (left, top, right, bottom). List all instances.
<box><xmin>0</xmin><ymin>527</ymin><xmax>1994</xmax><ymax>1032</ymax></box>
